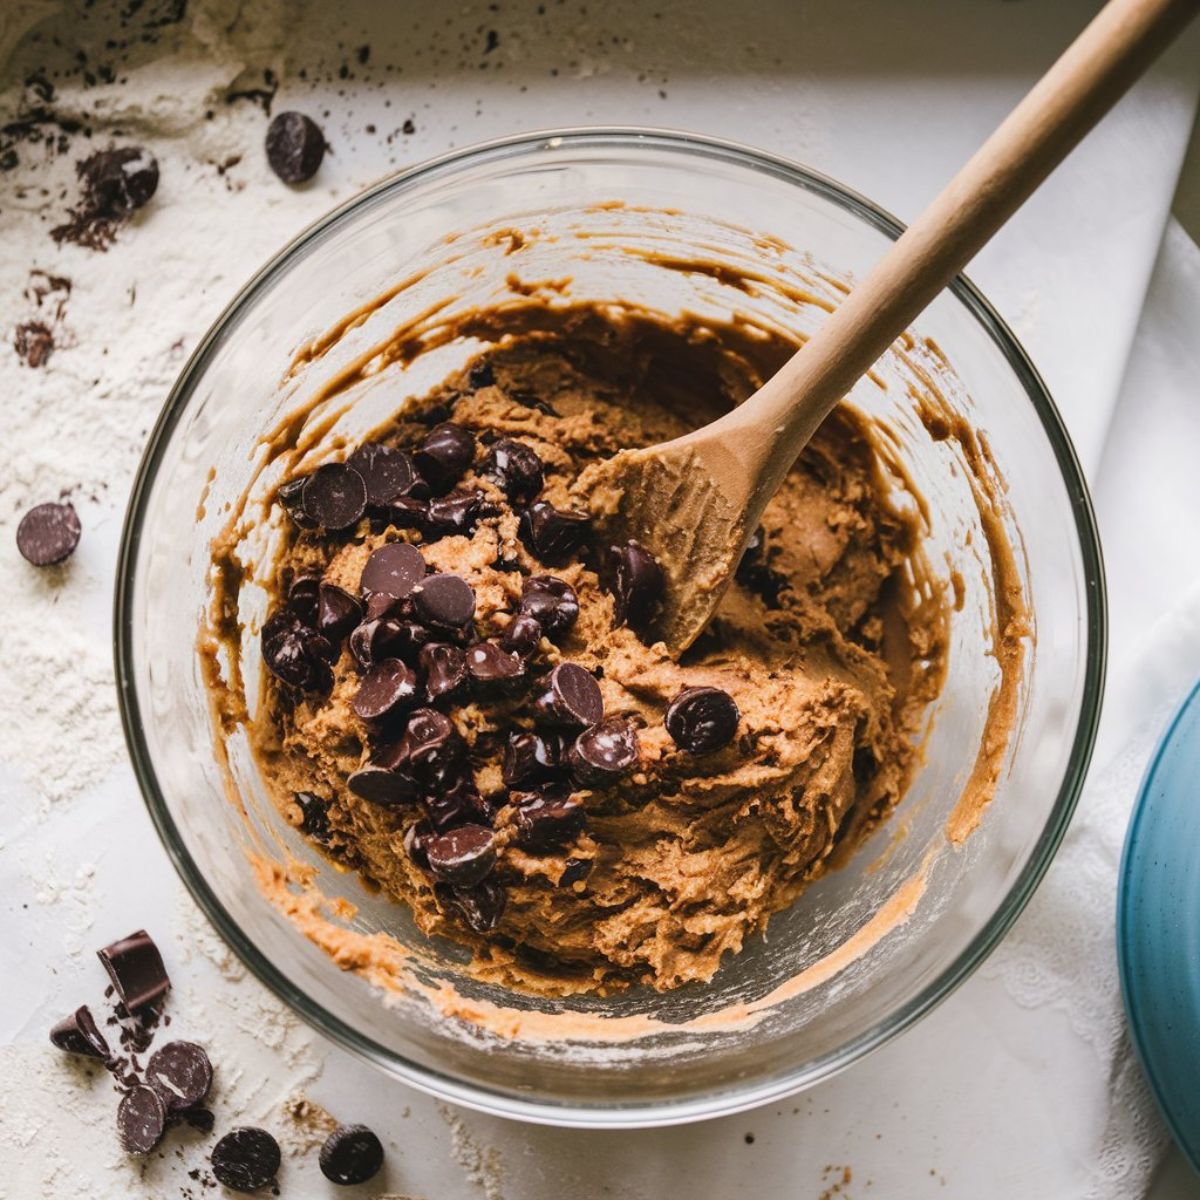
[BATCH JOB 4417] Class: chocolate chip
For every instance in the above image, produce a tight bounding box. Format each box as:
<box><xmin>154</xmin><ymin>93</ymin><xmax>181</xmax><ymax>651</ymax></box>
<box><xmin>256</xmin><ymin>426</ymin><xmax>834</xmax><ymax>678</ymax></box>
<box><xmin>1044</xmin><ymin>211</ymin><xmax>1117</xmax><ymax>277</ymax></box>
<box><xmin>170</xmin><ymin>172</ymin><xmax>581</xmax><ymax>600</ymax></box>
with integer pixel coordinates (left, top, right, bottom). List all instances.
<box><xmin>436</xmin><ymin>879</ymin><xmax>506</xmax><ymax>932</ymax></box>
<box><xmin>319</xmin><ymin>1123</ymin><xmax>385</xmax><ymax>1186</ymax></box>
<box><xmin>609</xmin><ymin>541</ymin><xmax>665</xmax><ymax>635</ymax></box>
<box><xmin>16</xmin><ymin>501</ymin><xmax>80</xmax><ymax>566</ymax></box>
<box><xmin>286</xmin><ymin>573</ymin><xmax>321</xmax><ymax>624</ymax></box>
<box><xmin>401</xmin><ymin>708</ymin><xmax>465</xmax><ymax>778</ymax></box>
<box><xmin>559</xmin><ymin>857</ymin><xmax>592</xmax><ymax>887</ymax></box>
<box><xmin>665</xmin><ymin>686</ymin><xmax>740</xmax><ymax>754</ymax></box>
<box><xmin>50</xmin><ymin>1005</ymin><xmax>110</xmax><ymax>1059</ymax></box>
<box><xmin>411</xmin><ymin>573</ymin><xmax>475</xmax><ymax>629</ymax></box>
<box><xmin>419</xmin><ymin>642</ymin><xmax>468</xmax><ymax>704</ymax></box>
<box><xmin>348</xmin><ymin>443</ymin><xmax>423</xmax><ymax>506</ymax></box>
<box><xmin>425</xmin><ymin>823</ymin><xmax>496</xmax><ymax>885</ymax></box>
<box><xmin>347</xmin><ymin>763</ymin><xmax>418</xmax><ymax>807</ymax></box>
<box><xmin>465</xmin><ymin>642</ymin><xmax>526</xmax><ymax>698</ymax></box>
<box><xmin>567</xmin><ymin>717</ymin><xmax>641</xmax><ymax>787</ymax></box>
<box><xmin>277</xmin><ymin>477</ymin><xmax>317</xmax><ymax>529</ymax></box>
<box><xmin>500</xmin><ymin>613</ymin><xmax>543</xmax><ymax>659</ymax></box>
<box><xmin>518</xmin><ymin>575</ymin><xmax>578</xmax><ymax>640</ymax></box>
<box><xmin>519</xmin><ymin>500</ymin><xmax>590</xmax><ymax>562</ymax></box>
<box><xmin>360</xmin><ymin>541</ymin><xmax>426</xmax><ymax>599</ymax></box>
<box><xmin>424</xmin><ymin>770</ymin><xmax>486</xmax><ymax>832</ymax></box>
<box><xmin>735</xmin><ymin>525</ymin><xmax>789</xmax><ymax>608</ymax></box>
<box><xmin>301</xmin><ymin>462</ymin><xmax>367</xmax><ymax>531</ymax></box>
<box><xmin>211</xmin><ymin>1126</ymin><xmax>281</xmax><ymax>1193</ymax></box>
<box><xmin>422</xmin><ymin>490</ymin><xmax>490</xmax><ymax>540</ymax></box>
<box><xmin>118</xmin><ymin>1084</ymin><xmax>167</xmax><ymax>1156</ymax></box>
<box><xmin>351</xmin><ymin>659</ymin><xmax>419</xmax><ymax>722</ymax></box>
<box><xmin>97</xmin><ymin>930</ymin><xmax>169</xmax><ymax>1012</ymax></box>
<box><xmin>403</xmin><ymin>819</ymin><xmax>435</xmax><ymax>869</ymax></box>
<box><xmin>467</xmin><ymin>360</ymin><xmax>494</xmax><ymax>389</ymax></box>
<box><xmin>482</xmin><ymin>438</ymin><xmax>544</xmax><ymax>504</ymax></box>
<box><xmin>263</xmin><ymin>610</ymin><xmax>333</xmax><ymax>691</ymax></box>
<box><xmin>513</xmin><ymin>789</ymin><xmax>585</xmax><ymax>850</ymax></box>
<box><xmin>349</xmin><ymin>616</ymin><xmax>431</xmax><ymax>669</ymax></box>
<box><xmin>317</xmin><ymin>582</ymin><xmax>363</xmax><ymax>642</ymax></box>
<box><xmin>146</xmin><ymin>1041</ymin><xmax>212</xmax><ymax>1112</ymax></box>
<box><xmin>502</xmin><ymin>730</ymin><xmax>562</xmax><ymax>788</ymax></box>
<box><xmin>294</xmin><ymin>790</ymin><xmax>332</xmax><ymax>842</ymax></box>
<box><xmin>265</xmin><ymin>111</ymin><xmax>325</xmax><ymax>183</ymax></box>
<box><xmin>385</xmin><ymin>495</ymin><xmax>428</xmax><ymax>530</ymax></box>
<box><xmin>82</xmin><ymin>146</ymin><xmax>158</xmax><ymax>215</ymax></box>
<box><xmin>364</xmin><ymin>592</ymin><xmax>403</xmax><ymax>620</ymax></box>
<box><xmin>413</xmin><ymin>422</ymin><xmax>476</xmax><ymax>494</ymax></box>
<box><xmin>532</xmin><ymin>662</ymin><xmax>603</xmax><ymax>728</ymax></box>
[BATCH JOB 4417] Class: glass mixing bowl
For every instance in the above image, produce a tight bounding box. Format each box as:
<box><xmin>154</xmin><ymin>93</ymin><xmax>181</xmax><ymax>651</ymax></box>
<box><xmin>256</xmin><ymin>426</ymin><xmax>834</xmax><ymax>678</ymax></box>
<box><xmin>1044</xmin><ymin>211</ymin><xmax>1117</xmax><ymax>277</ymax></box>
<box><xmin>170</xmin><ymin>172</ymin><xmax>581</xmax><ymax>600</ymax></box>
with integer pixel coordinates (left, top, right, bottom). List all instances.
<box><xmin>114</xmin><ymin>129</ymin><xmax>1104</xmax><ymax>1127</ymax></box>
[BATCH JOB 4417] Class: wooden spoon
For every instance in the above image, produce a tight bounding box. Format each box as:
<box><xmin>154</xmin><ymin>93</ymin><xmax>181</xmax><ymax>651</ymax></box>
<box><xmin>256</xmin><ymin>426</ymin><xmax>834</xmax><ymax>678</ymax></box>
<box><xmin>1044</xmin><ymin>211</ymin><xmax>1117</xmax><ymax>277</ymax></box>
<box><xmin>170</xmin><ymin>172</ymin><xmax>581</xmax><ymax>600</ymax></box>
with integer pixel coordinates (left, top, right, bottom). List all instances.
<box><xmin>581</xmin><ymin>0</ymin><xmax>1197</xmax><ymax>655</ymax></box>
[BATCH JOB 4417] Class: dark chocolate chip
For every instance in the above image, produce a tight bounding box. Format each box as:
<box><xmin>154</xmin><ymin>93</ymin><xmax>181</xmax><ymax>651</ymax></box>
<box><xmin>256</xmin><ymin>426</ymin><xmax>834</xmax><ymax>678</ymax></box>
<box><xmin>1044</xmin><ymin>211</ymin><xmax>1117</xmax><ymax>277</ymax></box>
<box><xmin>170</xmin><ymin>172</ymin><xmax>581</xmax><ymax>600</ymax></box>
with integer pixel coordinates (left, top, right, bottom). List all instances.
<box><xmin>413</xmin><ymin>422</ymin><xmax>476</xmax><ymax>494</ymax></box>
<box><xmin>211</xmin><ymin>1126</ymin><xmax>281</xmax><ymax>1193</ymax></box>
<box><xmin>347</xmin><ymin>443</ymin><xmax>422</xmax><ymax>506</ymax></box>
<box><xmin>401</xmin><ymin>708</ymin><xmax>465</xmax><ymax>778</ymax></box>
<box><xmin>97</xmin><ymin>930</ymin><xmax>169</xmax><ymax>1012</ymax></box>
<box><xmin>467</xmin><ymin>360</ymin><xmax>494</xmax><ymax>389</ymax></box>
<box><xmin>360</xmin><ymin>541</ymin><xmax>426</xmax><ymax>600</ymax></box>
<box><xmin>419</xmin><ymin>642</ymin><xmax>468</xmax><ymax>704</ymax></box>
<box><xmin>349</xmin><ymin>617</ymin><xmax>432</xmax><ymax>669</ymax></box>
<box><xmin>385</xmin><ymin>495</ymin><xmax>428</xmax><ymax>530</ymax></box>
<box><xmin>347</xmin><ymin>762</ymin><xmax>418</xmax><ymax>807</ymax></box>
<box><xmin>435</xmin><ymin>879</ymin><xmax>506</xmax><ymax>932</ymax></box>
<box><xmin>118</xmin><ymin>1084</ymin><xmax>167</xmax><ymax>1156</ymax></box>
<box><xmin>410</xmin><ymin>573</ymin><xmax>475</xmax><ymax>629</ymax></box>
<box><xmin>465</xmin><ymin>642</ymin><xmax>526</xmax><ymax>698</ymax></box>
<box><xmin>16</xmin><ymin>501</ymin><xmax>80</xmax><ymax>566</ymax></box>
<box><xmin>83</xmin><ymin>146</ymin><xmax>159</xmax><ymax>214</ymax></box>
<box><xmin>532</xmin><ymin>662</ymin><xmax>603</xmax><ymax>728</ymax></box>
<box><xmin>317</xmin><ymin>582</ymin><xmax>363</xmax><ymax>642</ymax></box>
<box><xmin>352</xmin><ymin>659</ymin><xmax>420</xmax><ymax>722</ymax></box>
<box><xmin>286</xmin><ymin>573</ymin><xmax>321</xmax><ymax>624</ymax></box>
<box><xmin>403</xmin><ymin>819</ymin><xmax>435</xmax><ymax>869</ymax></box>
<box><xmin>502</xmin><ymin>730</ymin><xmax>562</xmax><ymax>788</ymax></box>
<box><xmin>50</xmin><ymin>1005</ymin><xmax>110</xmax><ymax>1059</ymax></box>
<box><xmin>422</xmin><ymin>490</ymin><xmax>491</xmax><ymax>540</ymax></box>
<box><xmin>609</xmin><ymin>541</ymin><xmax>665</xmax><ymax>636</ymax></box>
<box><xmin>518</xmin><ymin>575</ymin><xmax>579</xmax><ymax>641</ymax></box>
<box><xmin>265</xmin><ymin>110</ymin><xmax>325</xmax><ymax>183</ymax></box>
<box><xmin>513</xmin><ymin>789</ymin><xmax>585</xmax><ymax>850</ymax></box>
<box><xmin>499</xmin><ymin>613</ymin><xmax>543</xmax><ymax>659</ymax></box>
<box><xmin>294</xmin><ymin>790</ymin><xmax>332</xmax><ymax>842</ymax></box>
<box><xmin>567</xmin><ymin>717</ymin><xmax>641</xmax><ymax>787</ymax></box>
<box><xmin>319</xmin><ymin>1123</ymin><xmax>385</xmax><ymax>1186</ymax></box>
<box><xmin>146</xmin><ymin>1041</ymin><xmax>212</xmax><ymax>1112</ymax></box>
<box><xmin>424</xmin><ymin>771</ymin><xmax>486</xmax><ymax>832</ymax></box>
<box><xmin>482</xmin><ymin>438</ymin><xmax>544</xmax><ymax>504</ymax></box>
<box><xmin>735</xmin><ymin>526</ymin><xmax>789</xmax><ymax>608</ymax></box>
<box><xmin>301</xmin><ymin>462</ymin><xmax>367</xmax><ymax>531</ymax></box>
<box><xmin>665</xmin><ymin>686</ymin><xmax>740</xmax><ymax>754</ymax></box>
<box><xmin>519</xmin><ymin>500</ymin><xmax>590</xmax><ymax>562</ymax></box>
<box><xmin>425</xmin><ymin>823</ymin><xmax>496</xmax><ymax>885</ymax></box>
<box><xmin>262</xmin><ymin>612</ymin><xmax>333</xmax><ymax>691</ymax></box>
<box><xmin>511</xmin><ymin>387</ymin><xmax>560</xmax><ymax>417</ymax></box>
<box><xmin>559</xmin><ymin>857</ymin><xmax>592</xmax><ymax>887</ymax></box>
<box><xmin>364</xmin><ymin>592</ymin><xmax>403</xmax><ymax>621</ymax></box>
<box><xmin>277</xmin><ymin>477</ymin><xmax>317</xmax><ymax>529</ymax></box>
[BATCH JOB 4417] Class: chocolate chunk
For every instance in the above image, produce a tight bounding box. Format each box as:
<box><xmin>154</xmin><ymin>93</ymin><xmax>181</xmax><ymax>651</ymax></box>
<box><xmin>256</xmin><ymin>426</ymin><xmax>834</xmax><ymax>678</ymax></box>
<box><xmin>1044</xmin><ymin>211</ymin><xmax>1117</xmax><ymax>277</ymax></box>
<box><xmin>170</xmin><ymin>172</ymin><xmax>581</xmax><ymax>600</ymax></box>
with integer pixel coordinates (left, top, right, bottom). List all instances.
<box><xmin>401</xmin><ymin>708</ymin><xmax>465</xmax><ymax>778</ymax></box>
<box><xmin>277</xmin><ymin>477</ymin><xmax>316</xmax><ymax>529</ymax></box>
<box><xmin>519</xmin><ymin>500</ymin><xmax>590</xmax><ymax>562</ymax></box>
<box><xmin>482</xmin><ymin>438</ymin><xmax>544</xmax><ymax>504</ymax></box>
<box><xmin>83</xmin><ymin>146</ymin><xmax>159</xmax><ymax>215</ymax></box>
<box><xmin>513</xmin><ymin>790</ymin><xmax>585</xmax><ymax>850</ymax></box>
<box><xmin>422</xmin><ymin>489</ymin><xmax>492</xmax><ymax>541</ymax></box>
<box><xmin>286</xmin><ymin>573</ymin><xmax>321</xmax><ymax>624</ymax></box>
<box><xmin>518</xmin><ymin>575</ymin><xmax>579</xmax><ymax>640</ymax></box>
<box><xmin>301</xmin><ymin>462</ymin><xmax>367</xmax><ymax>531</ymax></box>
<box><xmin>413</xmin><ymin>422</ymin><xmax>476</xmax><ymax>493</ymax></box>
<box><xmin>567</xmin><ymin>717</ymin><xmax>641</xmax><ymax>787</ymax></box>
<box><xmin>347</xmin><ymin>763</ymin><xmax>418</xmax><ymax>807</ymax></box>
<box><xmin>317</xmin><ymin>582</ymin><xmax>363</xmax><ymax>642</ymax></box>
<box><xmin>500</xmin><ymin>613</ymin><xmax>543</xmax><ymax>659</ymax></box>
<box><xmin>419</xmin><ymin>642</ymin><xmax>468</xmax><ymax>704</ymax></box>
<box><xmin>609</xmin><ymin>540</ymin><xmax>665</xmax><ymax>635</ymax></box>
<box><xmin>50</xmin><ymin>1005</ymin><xmax>110</xmax><ymax>1059</ymax></box>
<box><xmin>424</xmin><ymin>771</ymin><xmax>485</xmax><ymax>832</ymax></box>
<box><xmin>294</xmin><ymin>790</ymin><xmax>332</xmax><ymax>842</ymax></box>
<box><xmin>352</xmin><ymin>659</ymin><xmax>419</xmax><ymax>722</ymax></box>
<box><xmin>97</xmin><ymin>930</ymin><xmax>169</xmax><ymax>1012</ymax></box>
<box><xmin>465</xmin><ymin>642</ymin><xmax>526</xmax><ymax>698</ymax></box>
<box><xmin>502</xmin><ymin>730</ymin><xmax>562</xmax><ymax>788</ymax></box>
<box><xmin>665</xmin><ymin>686</ymin><xmax>740</xmax><ymax>754</ymax></box>
<box><xmin>16</xmin><ymin>501</ymin><xmax>80</xmax><ymax>566</ymax></box>
<box><xmin>467</xmin><ymin>360</ymin><xmax>494</xmax><ymax>389</ymax></box>
<box><xmin>559</xmin><ymin>857</ymin><xmax>592</xmax><ymax>887</ymax></box>
<box><xmin>211</xmin><ymin>1126</ymin><xmax>281</xmax><ymax>1193</ymax></box>
<box><xmin>532</xmin><ymin>662</ymin><xmax>603</xmax><ymax>728</ymax></box>
<box><xmin>360</xmin><ymin>541</ymin><xmax>426</xmax><ymax>600</ymax></box>
<box><xmin>319</xmin><ymin>1123</ymin><xmax>385</xmax><ymax>1186</ymax></box>
<box><xmin>436</xmin><ymin>879</ymin><xmax>506</xmax><ymax>932</ymax></box>
<box><xmin>265</xmin><ymin>111</ymin><xmax>325</xmax><ymax>183</ymax></box>
<box><xmin>403</xmin><ymin>819</ymin><xmax>435</xmax><ymax>869</ymax></box>
<box><xmin>348</xmin><ymin>443</ymin><xmax>423</xmax><ymax>506</ymax></box>
<box><xmin>146</xmin><ymin>1041</ymin><xmax>212</xmax><ymax>1112</ymax></box>
<box><xmin>118</xmin><ymin>1084</ymin><xmax>167</xmax><ymax>1156</ymax></box>
<box><xmin>425</xmin><ymin>823</ymin><xmax>496</xmax><ymax>885</ymax></box>
<box><xmin>410</xmin><ymin>573</ymin><xmax>475</xmax><ymax>629</ymax></box>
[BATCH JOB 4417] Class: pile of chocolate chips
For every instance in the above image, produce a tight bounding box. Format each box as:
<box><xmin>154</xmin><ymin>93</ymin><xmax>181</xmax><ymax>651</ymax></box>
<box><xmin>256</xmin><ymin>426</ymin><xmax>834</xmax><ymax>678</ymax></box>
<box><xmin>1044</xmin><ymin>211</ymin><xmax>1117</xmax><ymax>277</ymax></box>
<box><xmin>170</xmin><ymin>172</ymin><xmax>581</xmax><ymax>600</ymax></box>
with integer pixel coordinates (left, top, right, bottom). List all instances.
<box><xmin>264</xmin><ymin>366</ymin><xmax>741</xmax><ymax>939</ymax></box>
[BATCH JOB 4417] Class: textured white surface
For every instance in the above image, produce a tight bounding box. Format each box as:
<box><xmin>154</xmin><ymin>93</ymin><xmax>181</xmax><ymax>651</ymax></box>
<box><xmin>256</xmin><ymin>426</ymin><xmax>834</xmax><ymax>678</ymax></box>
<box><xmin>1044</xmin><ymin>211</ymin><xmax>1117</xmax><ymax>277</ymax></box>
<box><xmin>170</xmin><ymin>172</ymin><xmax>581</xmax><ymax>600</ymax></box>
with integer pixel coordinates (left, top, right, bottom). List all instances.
<box><xmin>2</xmin><ymin>1</ymin><xmax>1198</xmax><ymax>1196</ymax></box>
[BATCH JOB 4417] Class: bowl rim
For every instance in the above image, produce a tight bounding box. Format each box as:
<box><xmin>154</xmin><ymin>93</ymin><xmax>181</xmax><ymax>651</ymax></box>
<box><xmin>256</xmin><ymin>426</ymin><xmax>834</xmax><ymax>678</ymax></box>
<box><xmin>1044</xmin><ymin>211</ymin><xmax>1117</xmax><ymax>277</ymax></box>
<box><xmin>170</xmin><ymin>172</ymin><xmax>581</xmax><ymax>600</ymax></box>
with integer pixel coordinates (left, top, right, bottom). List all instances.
<box><xmin>113</xmin><ymin>125</ymin><xmax>1107</xmax><ymax>1128</ymax></box>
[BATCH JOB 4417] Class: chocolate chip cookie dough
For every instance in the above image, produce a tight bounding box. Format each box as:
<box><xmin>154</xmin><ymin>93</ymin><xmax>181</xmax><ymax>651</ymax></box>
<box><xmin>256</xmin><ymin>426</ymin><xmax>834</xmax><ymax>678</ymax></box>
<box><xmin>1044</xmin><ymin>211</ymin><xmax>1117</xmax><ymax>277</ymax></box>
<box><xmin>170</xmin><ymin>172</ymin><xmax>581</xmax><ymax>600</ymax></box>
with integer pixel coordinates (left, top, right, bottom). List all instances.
<box><xmin>229</xmin><ymin>310</ymin><xmax>948</xmax><ymax>995</ymax></box>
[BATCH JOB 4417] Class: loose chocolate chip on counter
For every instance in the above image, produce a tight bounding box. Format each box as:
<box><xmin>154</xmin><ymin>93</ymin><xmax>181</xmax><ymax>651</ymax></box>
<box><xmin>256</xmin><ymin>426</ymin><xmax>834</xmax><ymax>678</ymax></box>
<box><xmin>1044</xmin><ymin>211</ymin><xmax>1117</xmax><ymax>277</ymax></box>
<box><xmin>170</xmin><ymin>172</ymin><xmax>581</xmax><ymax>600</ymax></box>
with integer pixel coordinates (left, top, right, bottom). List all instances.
<box><xmin>503</xmin><ymin>730</ymin><xmax>562</xmax><ymax>788</ymax></box>
<box><xmin>347</xmin><ymin>443</ymin><xmax>424</xmax><ymax>506</ymax></box>
<box><xmin>425</xmin><ymin>823</ymin><xmax>497</xmax><ymax>886</ymax></box>
<box><xmin>317</xmin><ymin>582</ymin><xmax>363</xmax><ymax>642</ymax></box>
<box><xmin>286</xmin><ymin>573</ymin><xmax>321</xmax><ymax>624</ymax></box>
<box><xmin>211</xmin><ymin>1126</ymin><xmax>281</xmax><ymax>1193</ymax></box>
<box><xmin>513</xmin><ymin>789</ymin><xmax>586</xmax><ymax>850</ymax></box>
<box><xmin>277</xmin><ymin>477</ymin><xmax>317</xmax><ymax>529</ymax></box>
<box><xmin>422</xmin><ymin>490</ymin><xmax>491</xmax><ymax>540</ymax></box>
<box><xmin>319</xmin><ymin>1123</ymin><xmax>385</xmax><ymax>1186</ymax></box>
<box><xmin>500</xmin><ymin>613</ymin><xmax>543</xmax><ymax>659</ymax></box>
<box><xmin>519</xmin><ymin>500</ymin><xmax>590</xmax><ymax>562</ymax></box>
<box><xmin>567</xmin><ymin>717</ymin><xmax>641</xmax><ymax>787</ymax></box>
<box><xmin>50</xmin><ymin>1005</ymin><xmax>110</xmax><ymax>1059</ymax></box>
<box><xmin>413</xmin><ymin>422</ymin><xmax>476</xmax><ymax>494</ymax></box>
<box><xmin>467</xmin><ymin>360</ymin><xmax>494</xmax><ymax>389</ymax></box>
<box><xmin>146</xmin><ymin>1041</ymin><xmax>213</xmax><ymax>1112</ymax></box>
<box><xmin>118</xmin><ymin>1084</ymin><xmax>167</xmax><ymax>1156</ymax></box>
<box><xmin>265</xmin><ymin>110</ymin><xmax>325</xmax><ymax>183</ymax></box>
<box><xmin>360</xmin><ymin>541</ymin><xmax>426</xmax><ymax>600</ymax></box>
<box><xmin>436</xmin><ymin>878</ymin><xmax>506</xmax><ymax>932</ymax></box>
<box><xmin>411</xmin><ymin>572</ymin><xmax>475</xmax><ymax>629</ymax></box>
<box><xmin>665</xmin><ymin>686</ymin><xmax>740</xmax><ymax>755</ymax></box>
<box><xmin>97</xmin><ymin>930</ymin><xmax>169</xmax><ymax>1012</ymax></box>
<box><xmin>16</xmin><ymin>501</ymin><xmax>81</xmax><ymax>566</ymax></box>
<box><xmin>352</xmin><ymin>659</ymin><xmax>420</xmax><ymax>722</ymax></box>
<box><xmin>559</xmin><ymin>857</ymin><xmax>592</xmax><ymax>887</ymax></box>
<box><xmin>419</xmin><ymin>642</ymin><xmax>468</xmax><ymax>704</ymax></box>
<box><xmin>294</xmin><ymin>790</ymin><xmax>332</xmax><ymax>842</ymax></box>
<box><xmin>609</xmin><ymin>541</ymin><xmax>665</xmax><ymax>635</ymax></box>
<box><xmin>302</xmin><ymin>462</ymin><xmax>367</xmax><ymax>531</ymax></box>
<box><xmin>482</xmin><ymin>438</ymin><xmax>544</xmax><ymax>504</ymax></box>
<box><xmin>465</xmin><ymin>642</ymin><xmax>526</xmax><ymax>698</ymax></box>
<box><xmin>401</xmin><ymin>708</ymin><xmax>466</xmax><ymax>777</ymax></box>
<box><xmin>424</xmin><ymin>770</ymin><xmax>486</xmax><ymax>832</ymax></box>
<box><xmin>347</xmin><ymin>762</ymin><xmax>419</xmax><ymax>807</ymax></box>
<box><xmin>532</xmin><ymin>662</ymin><xmax>604</xmax><ymax>728</ymax></box>
<box><xmin>518</xmin><ymin>575</ymin><xmax>579</xmax><ymax>640</ymax></box>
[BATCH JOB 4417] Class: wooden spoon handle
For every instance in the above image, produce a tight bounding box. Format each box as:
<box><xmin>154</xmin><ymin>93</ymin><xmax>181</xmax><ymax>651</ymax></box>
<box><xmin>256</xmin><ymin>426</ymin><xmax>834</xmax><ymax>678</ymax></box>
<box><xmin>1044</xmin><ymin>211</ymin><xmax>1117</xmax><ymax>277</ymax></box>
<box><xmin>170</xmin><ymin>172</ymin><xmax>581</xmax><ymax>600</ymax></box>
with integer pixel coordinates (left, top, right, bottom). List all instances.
<box><xmin>727</xmin><ymin>0</ymin><xmax>1197</xmax><ymax>486</ymax></box>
